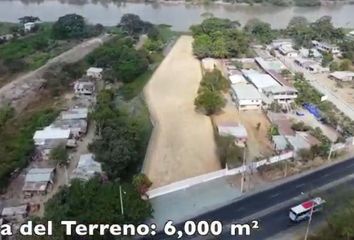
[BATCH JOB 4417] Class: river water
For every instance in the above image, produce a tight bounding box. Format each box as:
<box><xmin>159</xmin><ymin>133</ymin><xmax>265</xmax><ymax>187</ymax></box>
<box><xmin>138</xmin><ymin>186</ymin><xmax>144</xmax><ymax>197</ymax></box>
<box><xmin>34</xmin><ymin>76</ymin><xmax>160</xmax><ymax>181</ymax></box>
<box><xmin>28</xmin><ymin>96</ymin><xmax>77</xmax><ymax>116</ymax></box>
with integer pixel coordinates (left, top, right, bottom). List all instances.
<box><xmin>1</xmin><ymin>0</ymin><xmax>354</xmax><ymax>31</ymax></box>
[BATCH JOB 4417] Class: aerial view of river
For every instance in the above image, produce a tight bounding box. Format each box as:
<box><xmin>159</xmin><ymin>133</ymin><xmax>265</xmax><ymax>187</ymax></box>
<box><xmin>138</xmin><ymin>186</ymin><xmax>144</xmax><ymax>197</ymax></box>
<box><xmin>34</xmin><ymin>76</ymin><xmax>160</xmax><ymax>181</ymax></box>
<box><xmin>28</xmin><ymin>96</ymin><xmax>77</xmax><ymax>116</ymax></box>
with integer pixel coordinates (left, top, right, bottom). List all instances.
<box><xmin>1</xmin><ymin>0</ymin><xmax>354</xmax><ymax>31</ymax></box>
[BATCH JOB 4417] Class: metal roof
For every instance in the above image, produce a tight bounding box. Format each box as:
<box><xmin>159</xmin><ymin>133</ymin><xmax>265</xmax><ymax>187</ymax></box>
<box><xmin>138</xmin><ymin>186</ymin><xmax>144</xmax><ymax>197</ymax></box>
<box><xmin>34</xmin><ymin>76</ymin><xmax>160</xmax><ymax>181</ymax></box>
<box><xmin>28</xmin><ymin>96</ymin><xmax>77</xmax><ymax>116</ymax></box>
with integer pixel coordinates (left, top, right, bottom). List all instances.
<box><xmin>231</xmin><ymin>83</ymin><xmax>262</xmax><ymax>101</ymax></box>
<box><xmin>242</xmin><ymin>70</ymin><xmax>281</xmax><ymax>90</ymax></box>
<box><xmin>272</xmin><ymin>135</ymin><xmax>288</xmax><ymax>151</ymax></box>
<box><xmin>217</xmin><ymin>123</ymin><xmax>248</xmax><ymax>139</ymax></box>
<box><xmin>87</xmin><ymin>67</ymin><xmax>103</xmax><ymax>73</ymax></box>
<box><xmin>25</xmin><ymin>168</ymin><xmax>54</xmax><ymax>183</ymax></box>
<box><xmin>33</xmin><ymin>127</ymin><xmax>71</xmax><ymax>145</ymax></box>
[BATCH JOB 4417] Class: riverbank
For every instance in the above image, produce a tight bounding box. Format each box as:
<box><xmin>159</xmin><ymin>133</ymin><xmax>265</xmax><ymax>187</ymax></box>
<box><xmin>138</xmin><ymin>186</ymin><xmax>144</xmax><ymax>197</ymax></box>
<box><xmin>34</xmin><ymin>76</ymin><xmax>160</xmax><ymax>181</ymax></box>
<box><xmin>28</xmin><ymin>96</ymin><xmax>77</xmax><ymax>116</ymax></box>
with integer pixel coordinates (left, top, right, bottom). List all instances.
<box><xmin>1</xmin><ymin>1</ymin><xmax>354</xmax><ymax>31</ymax></box>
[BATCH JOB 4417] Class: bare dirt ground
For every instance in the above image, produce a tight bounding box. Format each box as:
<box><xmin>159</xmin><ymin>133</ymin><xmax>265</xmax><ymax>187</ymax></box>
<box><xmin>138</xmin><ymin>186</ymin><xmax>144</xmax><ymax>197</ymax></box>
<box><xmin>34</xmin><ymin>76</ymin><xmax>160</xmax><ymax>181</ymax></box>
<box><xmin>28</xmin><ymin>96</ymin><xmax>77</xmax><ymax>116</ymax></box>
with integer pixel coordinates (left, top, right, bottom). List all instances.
<box><xmin>0</xmin><ymin>34</ymin><xmax>111</xmax><ymax>112</ymax></box>
<box><xmin>213</xmin><ymin>94</ymin><xmax>274</xmax><ymax>162</ymax></box>
<box><xmin>143</xmin><ymin>35</ymin><xmax>220</xmax><ymax>188</ymax></box>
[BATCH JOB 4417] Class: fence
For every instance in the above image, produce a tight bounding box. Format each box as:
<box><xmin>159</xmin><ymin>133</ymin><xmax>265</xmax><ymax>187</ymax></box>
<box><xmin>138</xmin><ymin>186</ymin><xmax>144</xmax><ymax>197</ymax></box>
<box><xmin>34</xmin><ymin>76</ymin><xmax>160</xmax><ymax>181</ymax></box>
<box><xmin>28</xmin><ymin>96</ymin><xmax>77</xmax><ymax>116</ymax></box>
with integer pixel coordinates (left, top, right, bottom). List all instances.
<box><xmin>147</xmin><ymin>151</ymin><xmax>294</xmax><ymax>199</ymax></box>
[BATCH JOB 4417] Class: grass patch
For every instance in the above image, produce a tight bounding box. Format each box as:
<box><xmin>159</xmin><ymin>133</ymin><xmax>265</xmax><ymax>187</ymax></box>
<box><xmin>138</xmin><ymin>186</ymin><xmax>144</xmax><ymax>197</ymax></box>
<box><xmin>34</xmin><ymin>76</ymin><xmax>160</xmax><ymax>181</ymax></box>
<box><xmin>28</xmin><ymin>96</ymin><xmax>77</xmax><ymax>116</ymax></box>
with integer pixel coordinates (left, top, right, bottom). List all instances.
<box><xmin>0</xmin><ymin>22</ymin><xmax>18</xmax><ymax>35</ymax></box>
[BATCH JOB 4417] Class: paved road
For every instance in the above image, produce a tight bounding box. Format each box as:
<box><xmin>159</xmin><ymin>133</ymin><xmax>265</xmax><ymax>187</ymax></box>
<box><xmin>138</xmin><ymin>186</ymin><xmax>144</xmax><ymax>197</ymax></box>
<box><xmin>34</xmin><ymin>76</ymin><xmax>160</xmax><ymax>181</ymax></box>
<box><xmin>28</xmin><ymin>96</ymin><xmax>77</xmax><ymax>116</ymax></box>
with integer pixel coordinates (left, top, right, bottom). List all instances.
<box><xmin>276</xmin><ymin>54</ymin><xmax>354</xmax><ymax>121</ymax></box>
<box><xmin>146</xmin><ymin>156</ymin><xmax>354</xmax><ymax>239</ymax></box>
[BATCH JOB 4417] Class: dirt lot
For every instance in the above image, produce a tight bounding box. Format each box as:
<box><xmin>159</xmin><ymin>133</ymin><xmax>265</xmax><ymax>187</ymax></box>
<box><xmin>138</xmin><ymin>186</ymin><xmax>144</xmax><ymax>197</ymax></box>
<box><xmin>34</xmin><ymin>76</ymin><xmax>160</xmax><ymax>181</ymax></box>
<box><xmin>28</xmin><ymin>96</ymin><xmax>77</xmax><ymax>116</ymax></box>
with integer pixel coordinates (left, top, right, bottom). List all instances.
<box><xmin>143</xmin><ymin>35</ymin><xmax>220</xmax><ymax>188</ymax></box>
<box><xmin>213</xmin><ymin>94</ymin><xmax>274</xmax><ymax>163</ymax></box>
<box><xmin>0</xmin><ymin>34</ymin><xmax>111</xmax><ymax>112</ymax></box>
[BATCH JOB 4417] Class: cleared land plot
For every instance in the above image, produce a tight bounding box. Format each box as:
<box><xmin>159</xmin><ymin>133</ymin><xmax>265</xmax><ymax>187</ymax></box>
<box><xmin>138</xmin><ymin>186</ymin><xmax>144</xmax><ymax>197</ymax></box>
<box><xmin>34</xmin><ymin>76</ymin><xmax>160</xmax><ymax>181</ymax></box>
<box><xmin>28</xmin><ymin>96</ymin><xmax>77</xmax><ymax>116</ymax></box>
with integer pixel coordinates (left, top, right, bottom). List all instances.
<box><xmin>143</xmin><ymin>36</ymin><xmax>220</xmax><ymax>188</ymax></box>
<box><xmin>213</xmin><ymin>94</ymin><xmax>274</xmax><ymax>163</ymax></box>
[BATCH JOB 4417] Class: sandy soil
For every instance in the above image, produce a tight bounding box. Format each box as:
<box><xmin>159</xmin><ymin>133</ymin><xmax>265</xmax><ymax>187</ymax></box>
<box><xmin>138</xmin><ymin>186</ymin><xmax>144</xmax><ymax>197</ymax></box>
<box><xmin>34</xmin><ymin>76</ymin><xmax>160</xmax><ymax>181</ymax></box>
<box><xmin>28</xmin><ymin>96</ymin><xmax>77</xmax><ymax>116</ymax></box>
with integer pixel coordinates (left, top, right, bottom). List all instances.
<box><xmin>0</xmin><ymin>34</ymin><xmax>111</xmax><ymax>112</ymax></box>
<box><xmin>143</xmin><ymin>35</ymin><xmax>220</xmax><ymax>188</ymax></box>
<box><xmin>213</xmin><ymin>94</ymin><xmax>274</xmax><ymax>163</ymax></box>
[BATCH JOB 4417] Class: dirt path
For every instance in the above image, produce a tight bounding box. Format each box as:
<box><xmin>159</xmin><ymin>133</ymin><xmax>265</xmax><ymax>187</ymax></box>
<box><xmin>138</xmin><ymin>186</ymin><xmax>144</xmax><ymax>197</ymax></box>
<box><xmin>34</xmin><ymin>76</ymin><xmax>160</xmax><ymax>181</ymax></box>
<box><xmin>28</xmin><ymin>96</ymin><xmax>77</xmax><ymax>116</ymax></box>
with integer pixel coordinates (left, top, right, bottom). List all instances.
<box><xmin>143</xmin><ymin>35</ymin><xmax>220</xmax><ymax>188</ymax></box>
<box><xmin>0</xmin><ymin>34</ymin><xmax>111</xmax><ymax>112</ymax></box>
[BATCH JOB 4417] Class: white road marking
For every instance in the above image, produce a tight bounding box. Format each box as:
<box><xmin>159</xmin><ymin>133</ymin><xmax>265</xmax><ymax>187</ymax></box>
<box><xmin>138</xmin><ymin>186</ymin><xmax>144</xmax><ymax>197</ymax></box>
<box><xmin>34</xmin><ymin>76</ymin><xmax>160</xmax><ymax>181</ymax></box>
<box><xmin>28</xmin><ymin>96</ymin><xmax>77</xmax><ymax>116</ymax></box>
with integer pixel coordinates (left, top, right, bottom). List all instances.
<box><xmin>295</xmin><ymin>183</ymin><xmax>306</xmax><ymax>189</ymax></box>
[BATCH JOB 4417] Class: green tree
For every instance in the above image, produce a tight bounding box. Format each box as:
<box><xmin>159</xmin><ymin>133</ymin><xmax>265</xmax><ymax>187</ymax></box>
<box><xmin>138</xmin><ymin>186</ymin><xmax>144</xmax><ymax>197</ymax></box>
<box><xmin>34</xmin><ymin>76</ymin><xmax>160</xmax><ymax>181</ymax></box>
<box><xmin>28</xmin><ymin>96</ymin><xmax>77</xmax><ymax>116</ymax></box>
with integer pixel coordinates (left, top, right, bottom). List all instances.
<box><xmin>194</xmin><ymin>88</ymin><xmax>225</xmax><ymax>115</ymax></box>
<box><xmin>200</xmin><ymin>69</ymin><xmax>229</xmax><ymax>92</ymax></box>
<box><xmin>52</xmin><ymin>14</ymin><xmax>87</xmax><ymax>39</ymax></box>
<box><xmin>244</xmin><ymin>18</ymin><xmax>275</xmax><ymax>44</ymax></box>
<box><xmin>44</xmin><ymin>179</ymin><xmax>153</xmax><ymax>231</ymax></box>
<box><xmin>339</xmin><ymin>59</ymin><xmax>352</xmax><ymax>71</ymax></box>
<box><xmin>50</xmin><ymin>144</ymin><xmax>68</xmax><ymax>166</ymax></box>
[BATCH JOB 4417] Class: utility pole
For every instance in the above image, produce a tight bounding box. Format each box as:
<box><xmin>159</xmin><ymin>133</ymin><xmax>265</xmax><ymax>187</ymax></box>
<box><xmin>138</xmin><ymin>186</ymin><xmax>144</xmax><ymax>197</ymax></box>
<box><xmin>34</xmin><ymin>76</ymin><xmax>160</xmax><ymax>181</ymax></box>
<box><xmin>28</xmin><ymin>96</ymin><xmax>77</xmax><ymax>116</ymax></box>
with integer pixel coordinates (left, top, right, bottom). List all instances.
<box><xmin>304</xmin><ymin>203</ymin><xmax>315</xmax><ymax>240</ymax></box>
<box><xmin>119</xmin><ymin>185</ymin><xmax>124</xmax><ymax>216</ymax></box>
<box><xmin>327</xmin><ymin>142</ymin><xmax>334</xmax><ymax>161</ymax></box>
<box><xmin>240</xmin><ymin>146</ymin><xmax>247</xmax><ymax>193</ymax></box>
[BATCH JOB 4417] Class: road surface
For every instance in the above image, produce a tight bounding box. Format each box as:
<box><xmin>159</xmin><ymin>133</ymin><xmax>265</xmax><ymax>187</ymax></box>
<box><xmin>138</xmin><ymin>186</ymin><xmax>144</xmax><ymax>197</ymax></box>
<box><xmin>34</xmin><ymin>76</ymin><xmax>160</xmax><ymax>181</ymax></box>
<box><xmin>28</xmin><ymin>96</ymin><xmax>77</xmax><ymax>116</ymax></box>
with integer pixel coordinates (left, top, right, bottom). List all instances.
<box><xmin>276</xmin><ymin>53</ymin><xmax>354</xmax><ymax>121</ymax></box>
<box><xmin>147</xmin><ymin>156</ymin><xmax>354</xmax><ymax>239</ymax></box>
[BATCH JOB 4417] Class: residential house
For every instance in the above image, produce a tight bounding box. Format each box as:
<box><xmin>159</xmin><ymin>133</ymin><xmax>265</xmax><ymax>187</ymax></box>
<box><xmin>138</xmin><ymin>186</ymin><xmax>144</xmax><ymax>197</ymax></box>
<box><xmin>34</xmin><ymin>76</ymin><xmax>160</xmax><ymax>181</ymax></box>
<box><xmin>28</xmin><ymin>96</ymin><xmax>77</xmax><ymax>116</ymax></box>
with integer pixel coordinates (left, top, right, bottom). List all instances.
<box><xmin>278</xmin><ymin>45</ymin><xmax>298</xmax><ymax>57</ymax></box>
<box><xmin>312</xmin><ymin>40</ymin><xmax>340</xmax><ymax>55</ymax></box>
<box><xmin>74</xmin><ymin>80</ymin><xmax>95</xmax><ymax>96</ymax></box>
<box><xmin>285</xmin><ymin>132</ymin><xmax>320</xmax><ymax>157</ymax></box>
<box><xmin>1</xmin><ymin>205</ymin><xmax>29</xmax><ymax>222</ymax></box>
<box><xmin>263</xmin><ymin>85</ymin><xmax>298</xmax><ymax>105</ymax></box>
<box><xmin>242</xmin><ymin>70</ymin><xmax>281</xmax><ymax>92</ymax></box>
<box><xmin>231</xmin><ymin>83</ymin><xmax>262</xmax><ymax>110</ymax></box>
<box><xmin>33</xmin><ymin>127</ymin><xmax>71</xmax><ymax>147</ymax></box>
<box><xmin>22</xmin><ymin>168</ymin><xmax>56</xmax><ymax>197</ymax></box>
<box><xmin>24</xmin><ymin>22</ymin><xmax>36</xmax><ymax>32</ymax></box>
<box><xmin>86</xmin><ymin>67</ymin><xmax>103</xmax><ymax>80</ymax></box>
<box><xmin>71</xmin><ymin>154</ymin><xmax>102</xmax><ymax>181</ymax></box>
<box><xmin>329</xmin><ymin>71</ymin><xmax>354</xmax><ymax>82</ymax></box>
<box><xmin>294</xmin><ymin>58</ymin><xmax>329</xmax><ymax>73</ymax></box>
<box><xmin>270</xmin><ymin>39</ymin><xmax>293</xmax><ymax>49</ymax></box>
<box><xmin>51</xmin><ymin>119</ymin><xmax>88</xmax><ymax>138</ymax></box>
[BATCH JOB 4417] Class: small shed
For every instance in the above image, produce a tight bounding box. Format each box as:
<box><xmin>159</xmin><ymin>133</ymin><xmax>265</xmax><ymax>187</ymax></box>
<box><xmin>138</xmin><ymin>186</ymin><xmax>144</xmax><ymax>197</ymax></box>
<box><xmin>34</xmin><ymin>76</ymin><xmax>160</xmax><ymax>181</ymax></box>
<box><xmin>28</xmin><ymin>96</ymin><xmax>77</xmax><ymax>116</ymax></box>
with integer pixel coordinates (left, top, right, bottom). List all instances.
<box><xmin>86</xmin><ymin>67</ymin><xmax>103</xmax><ymax>79</ymax></box>
<box><xmin>23</xmin><ymin>168</ymin><xmax>55</xmax><ymax>196</ymax></box>
<box><xmin>217</xmin><ymin>123</ymin><xmax>248</xmax><ymax>142</ymax></box>
<box><xmin>24</xmin><ymin>22</ymin><xmax>35</xmax><ymax>32</ymax></box>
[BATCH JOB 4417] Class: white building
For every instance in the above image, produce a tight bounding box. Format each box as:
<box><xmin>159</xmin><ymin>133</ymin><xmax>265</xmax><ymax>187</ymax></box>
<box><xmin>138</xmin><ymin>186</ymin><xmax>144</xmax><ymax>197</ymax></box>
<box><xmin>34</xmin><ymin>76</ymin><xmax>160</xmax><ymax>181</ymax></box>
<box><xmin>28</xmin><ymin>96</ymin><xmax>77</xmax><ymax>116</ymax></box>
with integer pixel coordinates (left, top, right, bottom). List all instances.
<box><xmin>231</xmin><ymin>83</ymin><xmax>262</xmax><ymax>110</ymax></box>
<box><xmin>329</xmin><ymin>71</ymin><xmax>354</xmax><ymax>82</ymax></box>
<box><xmin>263</xmin><ymin>86</ymin><xmax>298</xmax><ymax>104</ymax></box>
<box><xmin>86</xmin><ymin>67</ymin><xmax>103</xmax><ymax>80</ymax></box>
<box><xmin>278</xmin><ymin>45</ymin><xmax>298</xmax><ymax>57</ymax></box>
<box><xmin>24</xmin><ymin>22</ymin><xmax>36</xmax><ymax>32</ymax></box>
<box><xmin>270</xmin><ymin>39</ymin><xmax>293</xmax><ymax>49</ymax></box>
<box><xmin>312</xmin><ymin>40</ymin><xmax>340</xmax><ymax>55</ymax></box>
<box><xmin>33</xmin><ymin>127</ymin><xmax>71</xmax><ymax>146</ymax></box>
<box><xmin>242</xmin><ymin>70</ymin><xmax>281</xmax><ymax>91</ymax></box>
<box><xmin>74</xmin><ymin>81</ymin><xmax>95</xmax><ymax>95</ymax></box>
<box><xmin>294</xmin><ymin>58</ymin><xmax>329</xmax><ymax>73</ymax></box>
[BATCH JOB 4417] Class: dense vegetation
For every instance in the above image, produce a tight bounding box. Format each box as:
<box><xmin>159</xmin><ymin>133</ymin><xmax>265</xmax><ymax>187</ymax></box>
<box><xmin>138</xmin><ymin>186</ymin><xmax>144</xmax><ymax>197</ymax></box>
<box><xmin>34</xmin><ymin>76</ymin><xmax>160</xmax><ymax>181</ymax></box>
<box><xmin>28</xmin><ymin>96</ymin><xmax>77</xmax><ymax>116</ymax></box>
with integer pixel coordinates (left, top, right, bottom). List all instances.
<box><xmin>90</xmin><ymin>90</ymin><xmax>151</xmax><ymax>180</ymax></box>
<box><xmin>0</xmin><ymin>108</ymin><xmax>58</xmax><ymax>190</ymax></box>
<box><xmin>285</xmin><ymin>16</ymin><xmax>345</xmax><ymax>48</ymax></box>
<box><xmin>0</xmin><ymin>14</ymin><xmax>103</xmax><ymax>81</ymax></box>
<box><xmin>87</xmin><ymin>37</ymin><xmax>149</xmax><ymax>83</ymax></box>
<box><xmin>190</xmin><ymin>17</ymin><xmax>250</xmax><ymax>58</ymax></box>
<box><xmin>194</xmin><ymin>69</ymin><xmax>228</xmax><ymax>115</ymax></box>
